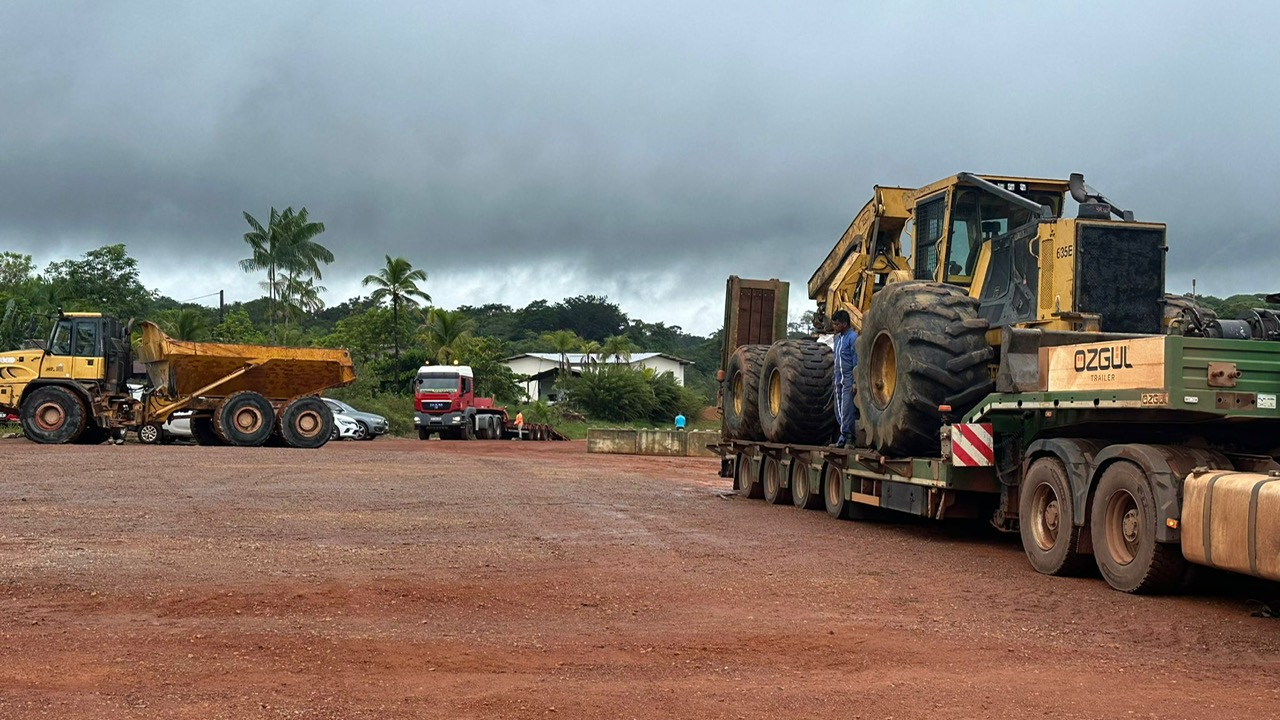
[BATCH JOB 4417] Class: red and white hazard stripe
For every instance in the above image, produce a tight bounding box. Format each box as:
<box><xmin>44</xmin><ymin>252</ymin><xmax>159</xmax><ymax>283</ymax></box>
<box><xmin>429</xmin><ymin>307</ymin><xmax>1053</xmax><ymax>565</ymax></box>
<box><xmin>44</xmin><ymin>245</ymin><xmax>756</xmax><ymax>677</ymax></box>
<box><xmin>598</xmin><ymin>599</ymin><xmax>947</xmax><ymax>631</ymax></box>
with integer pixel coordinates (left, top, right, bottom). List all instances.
<box><xmin>950</xmin><ymin>423</ymin><xmax>994</xmax><ymax>467</ymax></box>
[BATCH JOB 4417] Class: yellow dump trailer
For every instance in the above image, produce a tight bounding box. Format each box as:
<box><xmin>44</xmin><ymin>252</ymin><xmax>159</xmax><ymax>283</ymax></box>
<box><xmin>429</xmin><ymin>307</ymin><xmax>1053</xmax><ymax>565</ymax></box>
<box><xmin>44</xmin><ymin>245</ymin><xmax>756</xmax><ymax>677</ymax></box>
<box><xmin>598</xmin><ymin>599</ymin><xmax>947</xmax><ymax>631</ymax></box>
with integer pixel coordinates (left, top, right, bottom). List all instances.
<box><xmin>0</xmin><ymin>313</ymin><xmax>355</xmax><ymax>448</ymax></box>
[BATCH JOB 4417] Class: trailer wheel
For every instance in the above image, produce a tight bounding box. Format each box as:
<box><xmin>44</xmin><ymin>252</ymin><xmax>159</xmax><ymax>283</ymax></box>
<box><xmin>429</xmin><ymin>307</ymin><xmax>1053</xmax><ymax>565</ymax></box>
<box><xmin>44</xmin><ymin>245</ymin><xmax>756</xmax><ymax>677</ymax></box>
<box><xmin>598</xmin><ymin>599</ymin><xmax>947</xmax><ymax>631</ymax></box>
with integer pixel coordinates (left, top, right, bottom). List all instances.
<box><xmin>215</xmin><ymin>391</ymin><xmax>275</xmax><ymax>447</ymax></box>
<box><xmin>762</xmin><ymin>456</ymin><xmax>791</xmax><ymax>505</ymax></box>
<box><xmin>1089</xmin><ymin>461</ymin><xmax>1187</xmax><ymax>593</ymax></box>
<box><xmin>138</xmin><ymin>422</ymin><xmax>164</xmax><ymax>445</ymax></box>
<box><xmin>758</xmin><ymin>340</ymin><xmax>837</xmax><ymax>444</ymax></box>
<box><xmin>824</xmin><ymin>463</ymin><xmax>880</xmax><ymax>520</ymax></box>
<box><xmin>20</xmin><ymin>386</ymin><xmax>87</xmax><ymax>444</ymax></box>
<box><xmin>855</xmin><ymin>281</ymin><xmax>993</xmax><ymax>456</ymax></box>
<box><xmin>734</xmin><ymin>451</ymin><xmax>763</xmax><ymax>499</ymax></box>
<box><xmin>1019</xmin><ymin>458</ymin><xmax>1091</xmax><ymax>577</ymax></box>
<box><xmin>723</xmin><ymin>344</ymin><xmax>768</xmax><ymax>440</ymax></box>
<box><xmin>791</xmin><ymin>463</ymin><xmax>820</xmax><ymax>509</ymax></box>
<box><xmin>278</xmin><ymin>397</ymin><xmax>333</xmax><ymax>449</ymax></box>
<box><xmin>191</xmin><ymin>417</ymin><xmax>227</xmax><ymax>446</ymax></box>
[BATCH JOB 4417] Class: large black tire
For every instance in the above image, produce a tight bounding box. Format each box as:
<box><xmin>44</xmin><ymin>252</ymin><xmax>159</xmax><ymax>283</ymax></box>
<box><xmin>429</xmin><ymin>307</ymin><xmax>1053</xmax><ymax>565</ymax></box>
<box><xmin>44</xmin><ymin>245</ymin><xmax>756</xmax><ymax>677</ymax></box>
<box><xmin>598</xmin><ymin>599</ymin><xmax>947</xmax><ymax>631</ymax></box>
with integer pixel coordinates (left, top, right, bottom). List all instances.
<box><xmin>191</xmin><ymin>417</ymin><xmax>227</xmax><ymax>446</ymax></box>
<box><xmin>855</xmin><ymin>281</ymin><xmax>993</xmax><ymax>456</ymax></box>
<box><xmin>1090</xmin><ymin>461</ymin><xmax>1187</xmax><ymax>594</ymax></box>
<box><xmin>20</xmin><ymin>386</ymin><xmax>87</xmax><ymax>444</ymax></box>
<box><xmin>418</xmin><ymin>427</ymin><xmax>432</xmax><ymax>440</ymax></box>
<box><xmin>723</xmin><ymin>344</ymin><xmax>768</xmax><ymax>440</ymax></box>
<box><xmin>278</xmin><ymin>397</ymin><xmax>333</xmax><ymax>449</ymax></box>
<box><xmin>214</xmin><ymin>391</ymin><xmax>275</xmax><ymax>447</ymax></box>
<box><xmin>75</xmin><ymin>424</ymin><xmax>110</xmax><ymax>445</ymax></box>
<box><xmin>758</xmin><ymin>340</ymin><xmax>837</xmax><ymax>445</ymax></box>
<box><xmin>1019</xmin><ymin>458</ymin><xmax>1092</xmax><ymax>577</ymax></box>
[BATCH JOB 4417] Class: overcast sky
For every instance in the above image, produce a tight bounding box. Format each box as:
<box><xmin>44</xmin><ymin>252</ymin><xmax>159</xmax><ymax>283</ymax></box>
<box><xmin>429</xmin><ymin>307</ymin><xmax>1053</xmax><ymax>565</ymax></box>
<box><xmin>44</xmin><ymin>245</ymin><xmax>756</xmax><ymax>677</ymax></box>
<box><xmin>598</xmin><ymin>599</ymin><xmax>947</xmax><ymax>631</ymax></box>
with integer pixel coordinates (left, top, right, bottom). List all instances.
<box><xmin>2</xmin><ymin>1</ymin><xmax>1277</xmax><ymax>335</ymax></box>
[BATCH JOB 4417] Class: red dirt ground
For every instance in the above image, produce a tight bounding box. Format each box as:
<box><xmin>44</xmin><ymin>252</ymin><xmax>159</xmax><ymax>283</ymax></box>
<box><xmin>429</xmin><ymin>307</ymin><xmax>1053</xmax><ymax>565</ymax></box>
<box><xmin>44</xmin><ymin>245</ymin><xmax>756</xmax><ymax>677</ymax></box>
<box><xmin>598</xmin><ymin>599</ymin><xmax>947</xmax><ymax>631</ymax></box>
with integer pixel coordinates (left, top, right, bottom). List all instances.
<box><xmin>1</xmin><ymin>437</ymin><xmax>1277</xmax><ymax>719</ymax></box>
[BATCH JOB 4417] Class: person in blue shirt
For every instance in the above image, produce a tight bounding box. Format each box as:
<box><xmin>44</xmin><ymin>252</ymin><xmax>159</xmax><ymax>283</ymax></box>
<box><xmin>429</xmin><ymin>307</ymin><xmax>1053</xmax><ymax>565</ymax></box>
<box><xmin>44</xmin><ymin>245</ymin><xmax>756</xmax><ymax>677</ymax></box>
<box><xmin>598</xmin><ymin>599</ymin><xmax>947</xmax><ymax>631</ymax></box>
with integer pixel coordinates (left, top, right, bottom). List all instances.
<box><xmin>674</xmin><ymin>413</ymin><xmax>687</xmax><ymax>430</ymax></box>
<box><xmin>831</xmin><ymin>309</ymin><xmax>859</xmax><ymax>448</ymax></box>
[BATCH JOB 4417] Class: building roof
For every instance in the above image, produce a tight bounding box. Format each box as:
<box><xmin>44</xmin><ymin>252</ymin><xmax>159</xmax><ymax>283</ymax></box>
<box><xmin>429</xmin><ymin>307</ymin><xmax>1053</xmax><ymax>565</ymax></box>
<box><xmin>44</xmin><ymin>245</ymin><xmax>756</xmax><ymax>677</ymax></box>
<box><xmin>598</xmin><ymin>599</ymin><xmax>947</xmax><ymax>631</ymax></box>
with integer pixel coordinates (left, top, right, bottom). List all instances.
<box><xmin>505</xmin><ymin>352</ymin><xmax>693</xmax><ymax>366</ymax></box>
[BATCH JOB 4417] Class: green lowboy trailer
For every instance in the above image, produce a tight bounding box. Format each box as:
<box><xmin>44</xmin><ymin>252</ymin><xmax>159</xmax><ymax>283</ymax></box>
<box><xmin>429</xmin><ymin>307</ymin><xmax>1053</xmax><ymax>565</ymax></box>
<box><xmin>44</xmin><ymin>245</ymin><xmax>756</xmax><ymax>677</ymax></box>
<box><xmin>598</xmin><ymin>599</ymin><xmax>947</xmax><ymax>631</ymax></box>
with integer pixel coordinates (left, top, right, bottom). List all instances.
<box><xmin>718</xmin><ymin>283</ymin><xmax>1280</xmax><ymax>594</ymax></box>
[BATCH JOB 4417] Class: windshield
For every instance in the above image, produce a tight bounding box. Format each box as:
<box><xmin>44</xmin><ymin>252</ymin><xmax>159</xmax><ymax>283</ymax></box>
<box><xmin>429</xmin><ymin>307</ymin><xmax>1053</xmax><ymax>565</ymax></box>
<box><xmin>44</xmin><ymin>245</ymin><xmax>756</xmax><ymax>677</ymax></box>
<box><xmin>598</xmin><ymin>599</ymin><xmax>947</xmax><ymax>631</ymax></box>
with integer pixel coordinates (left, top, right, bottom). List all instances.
<box><xmin>417</xmin><ymin>375</ymin><xmax>460</xmax><ymax>392</ymax></box>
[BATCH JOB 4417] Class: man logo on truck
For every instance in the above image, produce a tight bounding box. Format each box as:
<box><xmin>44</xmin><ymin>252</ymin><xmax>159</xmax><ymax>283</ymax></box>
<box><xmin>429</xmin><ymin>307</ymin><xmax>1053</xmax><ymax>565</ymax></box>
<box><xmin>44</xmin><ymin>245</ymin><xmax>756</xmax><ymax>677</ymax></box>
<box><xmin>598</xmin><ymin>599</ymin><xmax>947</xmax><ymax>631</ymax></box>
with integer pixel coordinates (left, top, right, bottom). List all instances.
<box><xmin>1073</xmin><ymin>345</ymin><xmax>1135</xmax><ymax>373</ymax></box>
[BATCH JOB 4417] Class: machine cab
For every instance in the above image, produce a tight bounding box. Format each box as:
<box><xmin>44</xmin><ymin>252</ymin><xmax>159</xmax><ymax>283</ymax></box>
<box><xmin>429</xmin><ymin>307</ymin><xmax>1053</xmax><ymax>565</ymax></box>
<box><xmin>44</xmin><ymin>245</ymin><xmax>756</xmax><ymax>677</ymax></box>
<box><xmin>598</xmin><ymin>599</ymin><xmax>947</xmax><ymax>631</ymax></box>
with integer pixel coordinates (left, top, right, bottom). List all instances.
<box><xmin>40</xmin><ymin>313</ymin><xmax>129</xmax><ymax>390</ymax></box>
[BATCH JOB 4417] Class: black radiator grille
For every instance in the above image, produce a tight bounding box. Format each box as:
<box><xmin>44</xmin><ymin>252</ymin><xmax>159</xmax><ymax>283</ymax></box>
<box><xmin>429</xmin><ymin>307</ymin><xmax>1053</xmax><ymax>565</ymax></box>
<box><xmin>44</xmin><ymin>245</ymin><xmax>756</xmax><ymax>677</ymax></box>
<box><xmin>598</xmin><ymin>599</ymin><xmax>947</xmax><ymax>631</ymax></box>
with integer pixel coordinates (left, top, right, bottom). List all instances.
<box><xmin>1075</xmin><ymin>224</ymin><xmax>1165</xmax><ymax>334</ymax></box>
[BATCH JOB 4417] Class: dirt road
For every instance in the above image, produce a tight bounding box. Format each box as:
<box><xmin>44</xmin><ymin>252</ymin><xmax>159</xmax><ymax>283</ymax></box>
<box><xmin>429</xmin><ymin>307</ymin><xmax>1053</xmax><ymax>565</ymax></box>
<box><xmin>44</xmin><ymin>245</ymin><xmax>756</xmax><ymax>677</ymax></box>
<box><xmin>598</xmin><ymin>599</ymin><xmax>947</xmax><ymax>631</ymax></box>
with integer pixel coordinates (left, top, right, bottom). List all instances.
<box><xmin>1</xmin><ymin>438</ymin><xmax>1277</xmax><ymax>719</ymax></box>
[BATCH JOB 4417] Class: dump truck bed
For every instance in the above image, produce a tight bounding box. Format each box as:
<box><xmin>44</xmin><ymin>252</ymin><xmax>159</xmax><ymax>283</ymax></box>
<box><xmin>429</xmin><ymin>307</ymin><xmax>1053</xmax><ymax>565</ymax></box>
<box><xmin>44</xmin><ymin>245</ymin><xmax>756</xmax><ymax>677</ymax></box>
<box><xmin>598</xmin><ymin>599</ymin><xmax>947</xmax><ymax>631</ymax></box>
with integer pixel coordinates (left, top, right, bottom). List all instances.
<box><xmin>136</xmin><ymin>322</ymin><xmax>356</xmax><ymax>403</ymax></box>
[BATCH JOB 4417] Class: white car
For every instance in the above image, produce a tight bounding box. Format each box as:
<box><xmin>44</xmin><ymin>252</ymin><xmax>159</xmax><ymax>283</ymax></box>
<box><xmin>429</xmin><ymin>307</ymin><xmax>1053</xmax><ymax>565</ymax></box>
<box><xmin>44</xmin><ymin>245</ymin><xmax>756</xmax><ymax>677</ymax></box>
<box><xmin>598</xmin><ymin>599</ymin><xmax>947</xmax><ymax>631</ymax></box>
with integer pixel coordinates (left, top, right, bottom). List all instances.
<box><xmin>137</xmin><ymin>411</ymin><xmax>194</xmax><ymax>444</ymax></box>
<box><xmin>330</xmin><ymin>412</ymin><xmax>360</xmax><ymax>441</ymax></box>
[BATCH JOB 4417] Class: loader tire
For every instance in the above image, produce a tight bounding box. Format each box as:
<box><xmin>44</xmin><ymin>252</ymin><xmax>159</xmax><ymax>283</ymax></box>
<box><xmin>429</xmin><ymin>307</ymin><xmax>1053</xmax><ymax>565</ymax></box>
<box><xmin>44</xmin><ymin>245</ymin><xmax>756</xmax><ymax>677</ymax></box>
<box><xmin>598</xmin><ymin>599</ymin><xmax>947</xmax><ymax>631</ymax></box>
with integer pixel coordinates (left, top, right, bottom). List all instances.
<box><xmin>723</xmin><ymin>344</ymin><xmax>768</xmax><ymax>440</ymax></box>
<box><xmin>278</xmin><ymin>397</ymin><xmax>333</xmax><ymax>449</ymax></box>
<box><xmin>20</xmin><ymin>386</ymin><xmax>87</xmax><ymax>444</ymax></box>
<box><xmin>191</xmin><ymin>417</ymin><xmax>227</xmax><ymax>446</ymax></box>
<box><xmin>855</xmin><ymin>281</ymin><xmax>993</xmax><ymax>456</ymax></box>
<box><xmin>214</xmin><ymin>391</ymin><xmax>275</xmax><ymax>447</ymax></box>
<box><xmin>758</xmin><ymin>339</ymin><xmax>837</xmax><ymax>445</ymax></box>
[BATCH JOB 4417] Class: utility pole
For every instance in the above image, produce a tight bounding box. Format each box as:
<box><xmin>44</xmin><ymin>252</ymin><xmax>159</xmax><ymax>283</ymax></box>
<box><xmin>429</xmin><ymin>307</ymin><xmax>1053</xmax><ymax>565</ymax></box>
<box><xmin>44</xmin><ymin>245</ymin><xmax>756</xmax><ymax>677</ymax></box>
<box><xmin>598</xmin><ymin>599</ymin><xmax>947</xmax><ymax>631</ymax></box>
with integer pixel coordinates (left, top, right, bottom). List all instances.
<box><xmin>1192</xmin><ymin>278</ymin><xmax>1197</xmax><ymax>299</ymax></box>
<box><xmin>219</xmin><ymin>290</ymin><xmax>225</xmax><ymax>322</ymax></box>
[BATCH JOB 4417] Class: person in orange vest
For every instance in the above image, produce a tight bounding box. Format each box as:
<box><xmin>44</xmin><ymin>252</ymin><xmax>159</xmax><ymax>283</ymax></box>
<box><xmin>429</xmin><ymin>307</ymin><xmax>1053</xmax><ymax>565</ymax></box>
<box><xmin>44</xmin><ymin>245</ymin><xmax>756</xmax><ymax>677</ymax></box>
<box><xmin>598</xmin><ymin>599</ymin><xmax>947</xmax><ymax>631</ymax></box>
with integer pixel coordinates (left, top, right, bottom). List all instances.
<box><xmin>515</xmin><ymin>411</ymin><xmax>525</xmax><ymax>439</ymax></box>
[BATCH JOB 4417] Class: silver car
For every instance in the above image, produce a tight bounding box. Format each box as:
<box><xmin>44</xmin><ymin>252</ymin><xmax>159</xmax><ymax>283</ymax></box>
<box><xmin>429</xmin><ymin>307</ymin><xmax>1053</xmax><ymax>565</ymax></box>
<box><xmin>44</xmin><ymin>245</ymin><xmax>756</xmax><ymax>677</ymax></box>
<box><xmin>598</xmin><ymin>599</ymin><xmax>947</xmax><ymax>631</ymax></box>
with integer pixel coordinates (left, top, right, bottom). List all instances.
<box><xmin>323</xmin><ymin>398</ymin><xmax>388</xmax><ymax>440</ymax></box>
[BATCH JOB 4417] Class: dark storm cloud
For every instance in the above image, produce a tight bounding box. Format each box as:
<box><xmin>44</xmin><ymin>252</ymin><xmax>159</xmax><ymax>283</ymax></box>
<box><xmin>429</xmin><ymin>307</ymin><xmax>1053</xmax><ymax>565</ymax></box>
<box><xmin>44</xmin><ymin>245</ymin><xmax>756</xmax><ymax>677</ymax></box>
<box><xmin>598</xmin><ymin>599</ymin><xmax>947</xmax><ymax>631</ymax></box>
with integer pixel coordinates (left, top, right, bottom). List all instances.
<box><xmin>2</xmin><ymin>1</ymin><xmax>1278</xmax><ymax>333</ymax></box>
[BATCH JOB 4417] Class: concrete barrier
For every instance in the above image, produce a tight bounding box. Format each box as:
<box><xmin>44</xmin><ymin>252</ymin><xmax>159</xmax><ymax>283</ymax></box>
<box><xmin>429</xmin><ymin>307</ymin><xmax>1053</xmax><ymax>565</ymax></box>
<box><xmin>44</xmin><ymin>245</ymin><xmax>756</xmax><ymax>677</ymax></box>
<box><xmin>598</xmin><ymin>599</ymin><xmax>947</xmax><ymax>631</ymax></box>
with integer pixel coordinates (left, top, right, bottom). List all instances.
<box><xmin>685</xmin><ymin>429</ymin><xmax>722</xmax><ymax>457</ymax></box>
<box><xmin>587</xmin><ymin>427</ymin><xmax>723</xmax><ymax>457</ymax></box>
<box><xmin>636</xmin><ymin>429</ymin><xmax>687</xmax><ymax>456</ymax></box>
<box><xmin>586</xmin><ymin>428</ymin><xmax>638</xmax><ymax>454</ymax></box>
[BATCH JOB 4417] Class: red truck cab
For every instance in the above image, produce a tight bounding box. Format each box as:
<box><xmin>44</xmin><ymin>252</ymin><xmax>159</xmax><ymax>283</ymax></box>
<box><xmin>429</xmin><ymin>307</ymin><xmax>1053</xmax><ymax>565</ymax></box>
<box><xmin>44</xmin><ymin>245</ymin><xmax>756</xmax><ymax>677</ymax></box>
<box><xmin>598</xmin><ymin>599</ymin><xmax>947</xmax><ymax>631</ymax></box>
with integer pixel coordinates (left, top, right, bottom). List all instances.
<box><xmin>414</xmin><ymin>365</ymin><xmax>508</xmax><ymax>440</ymax></box>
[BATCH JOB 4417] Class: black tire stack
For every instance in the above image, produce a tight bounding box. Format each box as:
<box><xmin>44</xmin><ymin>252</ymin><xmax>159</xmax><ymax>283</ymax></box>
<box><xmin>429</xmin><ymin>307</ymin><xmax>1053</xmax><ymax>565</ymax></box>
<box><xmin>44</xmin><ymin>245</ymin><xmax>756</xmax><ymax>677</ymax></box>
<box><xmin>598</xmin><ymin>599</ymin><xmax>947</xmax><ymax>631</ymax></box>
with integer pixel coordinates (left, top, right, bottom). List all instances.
<box><xmin>723</xmin><ymin>344</ymin><xmax>768</xmax><ymax>440</ymax></box>
<box><xmin>756</xmin><ymin>339</ymin><xmax>836</xmax><ymax>445</ymax></box>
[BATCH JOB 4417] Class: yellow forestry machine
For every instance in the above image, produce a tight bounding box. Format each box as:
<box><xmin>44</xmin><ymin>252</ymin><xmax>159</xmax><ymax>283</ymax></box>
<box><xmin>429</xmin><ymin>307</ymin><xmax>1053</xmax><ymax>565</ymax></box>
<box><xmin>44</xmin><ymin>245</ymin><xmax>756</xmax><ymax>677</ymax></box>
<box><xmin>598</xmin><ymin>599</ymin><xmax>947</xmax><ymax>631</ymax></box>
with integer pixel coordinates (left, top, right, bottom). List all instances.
<box><xmin>725</xmin><ymin>172</ymin><xmax>1196</xmax><ymax>454</ymax></box>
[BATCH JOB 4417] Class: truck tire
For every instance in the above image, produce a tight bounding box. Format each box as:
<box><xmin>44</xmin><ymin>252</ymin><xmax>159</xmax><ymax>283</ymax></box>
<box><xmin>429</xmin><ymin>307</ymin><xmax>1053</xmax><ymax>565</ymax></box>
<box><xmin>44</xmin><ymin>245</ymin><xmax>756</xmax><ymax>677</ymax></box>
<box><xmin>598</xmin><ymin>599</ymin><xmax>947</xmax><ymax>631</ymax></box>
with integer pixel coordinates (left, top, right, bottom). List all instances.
<box><xmin>791</xmin><ymin>463</ymin><xmax>821</xmax><ymax>509</ymax></box>
<box><xmin>460</xmin><ymin>418</ymin><xmax>475</xmax><ymax>441</ymax></box>
<box><xmin>856</xmin><ymin>281</ymin><xmax>993</xmax><ymax>456</ymax></box>
<box><xmin>418</xmin><ymin>427</ymin><xmax>431</xmax><ymax>440</ymax></box>
<box><xmin>214</xmin><ymin>391</ymin><xmax>275</xmax><ymax>447</ymax></box>
<box><xmin>278</xmin><ymin>397</ymin><xmax>333</xmax><ymax>449</ymax></box>
<box><xmin>137</xmin><ymin>422</ymin><xmax>164</xmax><ymax>445</ymax></box>
<box><xmin>758</xmin><ymin>340</ymin><xmax>837</xmax><ymax>445</ymax></box>
<box><xmin>723</xmin><ymin>344</ymin><xmax>768</xmax><ymax>440</ymax></box>
<box><xmin>1019</xmin><ymin>458</ymin><xmax>1091</xmax><ymax>576</ymax></box>
<box><xmin>734</xmin><ymin>451</ymin><xmax>763</xmax><ymax>499</ymax></box>
<box><xmin>20</xmin><ymin>386</ymin><xmax>87</xmax><ymax>444</ymax></box>
<box><xmin>1090</xmin><ymin>461</ymin><xmax>1187</xmax><ymax>594</ymax></box>
<box><xmin>75</xmin><ymin>423</ymin><xmax>110</xmax><ymax>445</ymax></box>
<box><xmin>762</xmin><ymin>455</ymin><xmax>791</xmax><ymax>505</ymax></box>
<box><xmin>191</xmin><ymin>417</ymin><xmax>227</xmax><ymax>446</ymax></box>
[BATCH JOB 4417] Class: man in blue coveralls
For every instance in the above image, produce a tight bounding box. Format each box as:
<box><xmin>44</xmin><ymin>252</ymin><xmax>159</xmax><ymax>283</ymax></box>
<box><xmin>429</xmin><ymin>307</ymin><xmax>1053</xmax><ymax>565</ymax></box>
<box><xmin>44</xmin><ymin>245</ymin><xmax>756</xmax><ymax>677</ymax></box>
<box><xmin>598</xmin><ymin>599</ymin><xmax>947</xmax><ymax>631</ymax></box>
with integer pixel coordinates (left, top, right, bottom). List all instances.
<box><xmin>831</xmin><ymin>309</ymin><xmax>858</xmax><ymax>448</ymax></box>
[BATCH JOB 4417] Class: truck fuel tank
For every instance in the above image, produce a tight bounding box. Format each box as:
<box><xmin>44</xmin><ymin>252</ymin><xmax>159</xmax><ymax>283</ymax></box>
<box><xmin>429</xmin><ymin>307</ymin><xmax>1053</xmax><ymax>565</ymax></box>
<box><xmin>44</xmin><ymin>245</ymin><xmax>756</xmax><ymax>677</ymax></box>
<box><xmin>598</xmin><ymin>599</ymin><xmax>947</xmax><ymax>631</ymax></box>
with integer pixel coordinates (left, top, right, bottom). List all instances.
<box><xmin>1181</xmin><ymin>469</ymin><xmax>1280</xmax><ymax>582</ymax></box>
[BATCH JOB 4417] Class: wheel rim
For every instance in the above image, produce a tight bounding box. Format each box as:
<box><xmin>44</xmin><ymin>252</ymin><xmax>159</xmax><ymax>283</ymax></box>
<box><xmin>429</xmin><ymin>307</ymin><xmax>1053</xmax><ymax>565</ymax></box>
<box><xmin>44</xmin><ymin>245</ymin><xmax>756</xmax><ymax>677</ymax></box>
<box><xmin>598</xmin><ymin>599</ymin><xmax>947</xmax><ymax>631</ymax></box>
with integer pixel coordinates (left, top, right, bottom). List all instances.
<box><xmin>732</xmin><ymin>373</ymin><xmax>744</xmax><ymax>416</ymax></box>
<box><xmin>34</xmin><ymin>401</ymin><xmax>66</xmax><ymax>432</ymax></box>
<box><xmin>233</xmin><ymin>406</ymin><xmax>265</xmax><ymax>434</ymax></box>
<box><xmin>1104</xmin><ymin>489</ymin><xmax>1141</xmax><ymax>565</ymax></box>
<box><xmin>1030</xmin><ymin>482</ymin><xmax>1061</xmax><ymax>552</ymax></box>
<box><xmin>296</xmin><ymin>409</ymin><xmax>324</xmax><ymax>438</ymax></box>
<box><xmin>356</xmin><ymin>424</ymin><xmax>366</xmax><ymax>439</ymax></box>
<box><xmin>764</xmin><ymin>458</ymin><xmax>779</xmax><ymax>497</ymax></box>
<box><xmin>869</xmin><ymin>331</ymin><xmax>897</xmax><ymax>410</ymax></box>
<box><xmin>139</xmin><ymin>424</ymin><xmax>158</xmax><ymax>443</ymax></box>
<box><xmin>768</xmin><ymin>369</ymin><xmax>782</xmax><ymax>416</ymax></box>
<box><xmin>825</xmin><ymin>466</ymin><xmax>841</xmax><ymax>508</ymax></box>
<box><xmin>735</xmin><ymin>454</ymin><xmax>749</xmax><ymax>492</ymax></box>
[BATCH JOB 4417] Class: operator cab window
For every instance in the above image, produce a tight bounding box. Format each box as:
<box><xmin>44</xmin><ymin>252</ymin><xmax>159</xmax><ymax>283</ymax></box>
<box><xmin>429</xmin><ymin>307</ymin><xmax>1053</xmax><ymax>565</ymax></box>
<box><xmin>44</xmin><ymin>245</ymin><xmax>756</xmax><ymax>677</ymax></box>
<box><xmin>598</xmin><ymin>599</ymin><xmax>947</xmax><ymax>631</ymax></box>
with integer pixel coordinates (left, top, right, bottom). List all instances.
<box><xmin>49</xmin><ymin>321</ymin><xmax>73</xmax><ymax>356</ymax></box>
<box><xmin>914</xmin><ymin>196</ymin><xmax>946</xmax><ymax>281</ymax></box>
<box><xmin>74</xmin><ymin>320</ymin><xmax>98</xmax><ymax>357</ymax></box>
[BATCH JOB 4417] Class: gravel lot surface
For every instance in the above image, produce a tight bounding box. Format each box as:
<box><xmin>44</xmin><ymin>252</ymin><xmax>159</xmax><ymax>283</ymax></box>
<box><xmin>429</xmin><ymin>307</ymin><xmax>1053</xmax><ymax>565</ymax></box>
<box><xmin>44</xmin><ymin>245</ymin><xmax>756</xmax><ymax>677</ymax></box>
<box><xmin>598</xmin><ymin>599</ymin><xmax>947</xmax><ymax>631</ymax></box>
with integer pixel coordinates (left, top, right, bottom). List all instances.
<box><xmin>1</xmin><ymin>437</ymin><xmax>1278</xmax><ymax>719</ymax></box>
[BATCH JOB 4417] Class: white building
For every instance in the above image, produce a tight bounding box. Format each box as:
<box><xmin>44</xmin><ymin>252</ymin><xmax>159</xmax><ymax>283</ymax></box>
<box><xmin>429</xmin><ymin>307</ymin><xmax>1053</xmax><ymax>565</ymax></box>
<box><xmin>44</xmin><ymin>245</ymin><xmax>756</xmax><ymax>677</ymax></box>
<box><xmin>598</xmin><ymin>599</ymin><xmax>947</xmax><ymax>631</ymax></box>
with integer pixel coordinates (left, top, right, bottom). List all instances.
<box><xmin>504</xmin><ymin>352</ymin><xmax>692</xmax><ymax>403</ymax></box>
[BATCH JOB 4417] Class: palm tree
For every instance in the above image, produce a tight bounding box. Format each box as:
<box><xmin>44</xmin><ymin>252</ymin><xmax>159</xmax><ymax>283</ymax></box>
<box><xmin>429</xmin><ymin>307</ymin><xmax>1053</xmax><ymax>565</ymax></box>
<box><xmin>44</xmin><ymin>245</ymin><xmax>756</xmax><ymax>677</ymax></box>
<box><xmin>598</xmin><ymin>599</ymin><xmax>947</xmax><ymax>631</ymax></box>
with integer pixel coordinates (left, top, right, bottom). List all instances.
<box><xmin>422</xmin><ymin>308</ymin><xmax>473</xmax><ymax>364</ymax></box>
<box><xmin>601</xmin><ymin>334</ymin><xmax>635</xmax><ymax>364</ymax></box>
<box><xmin>580</xmin><ymin>340</ymin><xmax>602</xmax><ymax>366</ymax></box>
<box><xmin>276</xmin><ymin>275</ymin><xmax>327</xmax><ymax>328</ymax></box>
<box><xmin>541</xmin><ymin>329</ymin><xmax>583</xmax><ymax>373</ymax></box>
<box><xmin>162</xmin><ymin>308</ymin><xmax>211</xmax><ymax>341</ymax></box>
<box><xmin>363</xmin><ymin>256</ymin><xmax>431</xmax><ymax>359</ymax></box>
<box><xmin>240</xmin><ymin>206</ymin><xmax>332</xmax><ymax>336</ymax></box>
